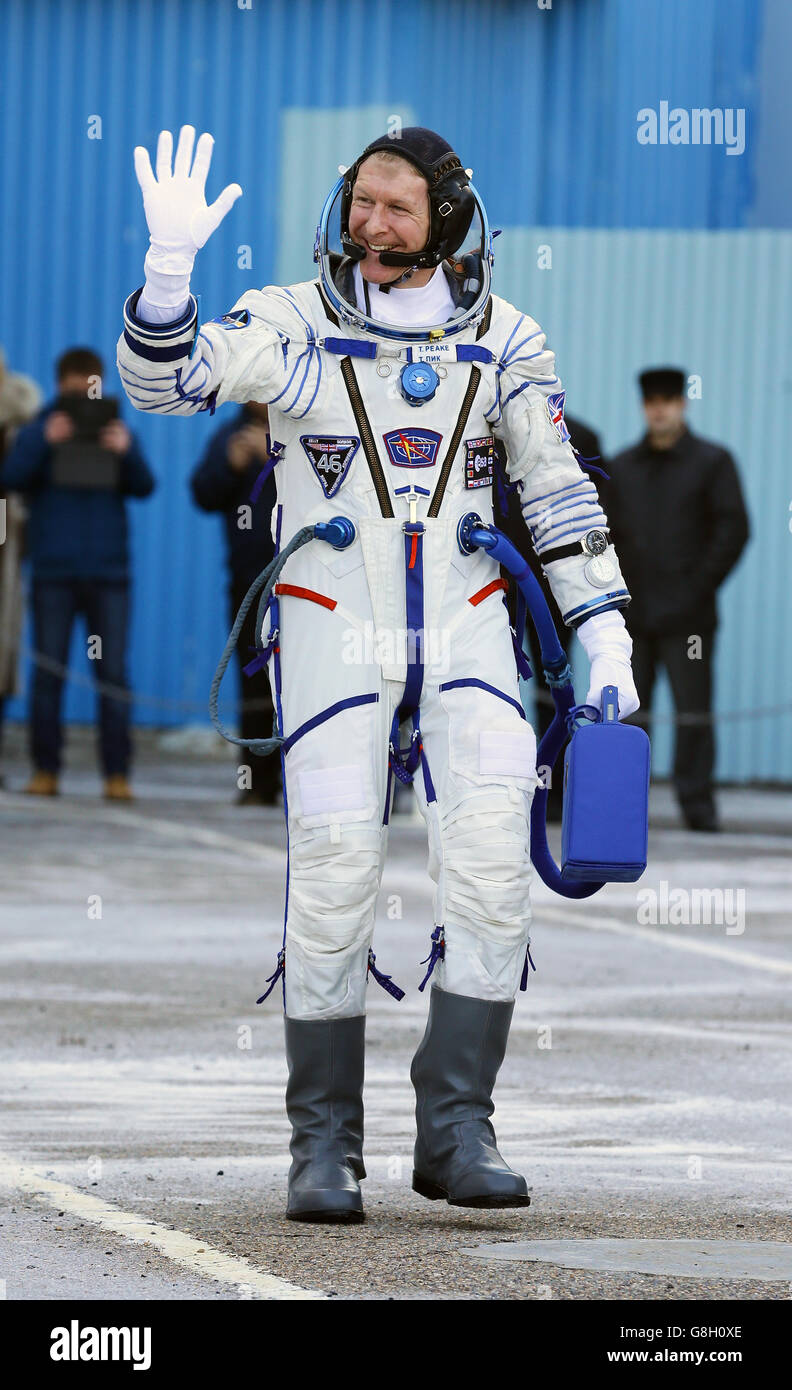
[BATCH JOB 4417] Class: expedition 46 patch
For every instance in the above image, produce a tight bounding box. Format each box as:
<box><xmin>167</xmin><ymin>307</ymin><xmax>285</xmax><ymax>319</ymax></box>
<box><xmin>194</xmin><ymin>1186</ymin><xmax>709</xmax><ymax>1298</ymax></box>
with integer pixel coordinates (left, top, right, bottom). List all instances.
<box><xmin>300</xmin><ymin>435</ymin><xmax>360</xmax><ymax>497</ymax></box>
<box><xmin>383</xmin><ymin>428</ymin><xmax>442</xmax><ymax>468</ymax></box>
<box><xmin>465</xmin><ymin>436</ymin><xmax>495</xmax><ymax>488</ymax></box>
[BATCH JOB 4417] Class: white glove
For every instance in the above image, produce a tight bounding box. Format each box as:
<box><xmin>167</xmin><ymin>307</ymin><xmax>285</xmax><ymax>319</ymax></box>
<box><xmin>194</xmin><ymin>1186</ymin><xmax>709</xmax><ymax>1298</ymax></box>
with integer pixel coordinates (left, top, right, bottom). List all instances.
<box><xmin>576</xmin><ymin>609</ymin><xmax>640</xmax><ymax>719</ymax></box>
<box><xmin>134</xmin><ymin>125</ymin><xmax>242</xmax><ymax>321</ymax></box>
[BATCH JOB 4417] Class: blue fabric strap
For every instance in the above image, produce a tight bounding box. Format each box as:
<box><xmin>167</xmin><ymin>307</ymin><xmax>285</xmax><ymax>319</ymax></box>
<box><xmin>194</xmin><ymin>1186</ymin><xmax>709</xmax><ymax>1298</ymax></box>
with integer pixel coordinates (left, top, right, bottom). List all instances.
<box><xmin>256</xmin><ymin>948</ymin><xmax>286</xmax><ymax>1004</ymax></box>
<box><xmin>389</xmin><ymin>709</ymin><xmax>424</xmax><ymax>785</ymax></box>
<box><xmin>322</xmin><ymin>337</ymin><xmax>378</xmax><ymax>359</ymax></box>
<box><xmin>383</xmin><ymin>762</ymin><xmax>394</xmax><ymax>825</ymax></box>
<box><xmin>389</xmin><ymin>523</ymin><xmax>427</xmax><ymax>784</ymax></box>
<box><xmin>511</xmin><ymin>589</ymin><xmax>533</xmax><ymax>681</ymax></box>
<box><xmin>282</xmin><ymin>692</ymin><xmax>379</xmax><ymax>755</ymax></box>
<box><xmin>249</xmin><ymin>444</ymin><xmax>283</xmax><ymax>503</ymax></box>
<box><xmin>400</xmin><ymin>524</ymin><xmax>425</xmax><ymax>717</ymax></box>
<box><xmin>519</xmin><ymin>944</ymin><xmax>537</xmax><ymax>992</ymax></box>
<box><xmin>456</xmin><ymin>344</ymin><xmax>495</xmax><ymax>363</ymax></box>
<box><xmin>419</xmin><ymin>726</ymin><xmax>437</xmax><ymax>804</ymax></box>
<box><xmin>243</xmin><ymin>631</ymin><xmax>277</xmax><ymax>677</ymax></box>
<box><xmin>418</xmin><ymin>925</ymin><xmax>446</xmax><ymax>991</ymax></box>
<box><xmin>439</xmin><ymin>677</ymin><xmax>526</xmax><ymax>720</ymax></box>
<box><xmin>367</xmin><ymin>949</ymin><xmax>406</xmax><ymax>1001</ymax></box>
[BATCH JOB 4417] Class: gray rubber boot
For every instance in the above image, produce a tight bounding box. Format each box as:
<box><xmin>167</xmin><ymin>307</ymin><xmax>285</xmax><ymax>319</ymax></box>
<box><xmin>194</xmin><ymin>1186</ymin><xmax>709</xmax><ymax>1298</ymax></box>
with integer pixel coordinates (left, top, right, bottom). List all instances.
<box><xmin>284</xmin><ymin>1014</ymin><xmax>366</xmax><ymax>1223</ymax></box>
<box><xmin>410</xmin><ymin>986</ymin><xmax>530</xmax><ymax>1209</ymax></box>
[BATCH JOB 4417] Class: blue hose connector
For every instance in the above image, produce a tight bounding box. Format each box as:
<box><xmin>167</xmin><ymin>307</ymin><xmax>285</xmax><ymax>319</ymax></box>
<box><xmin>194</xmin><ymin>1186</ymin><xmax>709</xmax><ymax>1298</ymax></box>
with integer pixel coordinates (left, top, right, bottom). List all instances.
<box><xmin>314</xmin><ymin>516</ymin><xmax>357</xmax><ymax>549</ymax></box>
<box><xmin>457</xmin><ymin>511</ymin><xmax>486</xmax><ymax>555</ymax></box>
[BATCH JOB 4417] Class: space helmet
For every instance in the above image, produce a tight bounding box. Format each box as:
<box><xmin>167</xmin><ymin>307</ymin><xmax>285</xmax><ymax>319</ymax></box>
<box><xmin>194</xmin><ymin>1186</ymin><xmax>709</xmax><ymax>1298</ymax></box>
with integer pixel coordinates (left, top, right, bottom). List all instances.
<box><xmin>314</xmin><ymin>126</ymin><xmax>494</xmax><ymax>343</ymax></box>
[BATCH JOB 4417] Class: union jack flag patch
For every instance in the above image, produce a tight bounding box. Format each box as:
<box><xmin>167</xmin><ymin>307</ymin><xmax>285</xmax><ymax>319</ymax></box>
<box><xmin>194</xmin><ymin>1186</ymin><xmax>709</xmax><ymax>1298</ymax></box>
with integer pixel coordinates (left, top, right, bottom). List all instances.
<box><xmin>546</xmin><ymin>390</ymin><xmax>571</xmax><ymax>444</ymax></box>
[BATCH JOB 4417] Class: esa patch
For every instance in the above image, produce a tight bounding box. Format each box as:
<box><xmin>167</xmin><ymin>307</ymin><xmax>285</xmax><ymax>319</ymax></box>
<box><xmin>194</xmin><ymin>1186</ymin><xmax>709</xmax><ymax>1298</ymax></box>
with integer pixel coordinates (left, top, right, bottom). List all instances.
<box><xmin>212</xmin><ymin>308</ymin><xmax>252</xmax><ymax>330</ymax></box>
<box><xmin>545</xmin><ymin>390</ymin><xmax>571</xmax><ymax>444</ymax></box>
<box><xmin>464</xmin><ymin>436</ymin><xmax>495</xmax><ymax>489</ymax></box>
<box><xmin>300</xmin><ymin>435</ymin><xmax>359</xmax><ymax>498</ymax></box>
<box><xmin>382</xmin><ymin>428</ymin><xmax>442</xmax><ymax>468</ymax></box>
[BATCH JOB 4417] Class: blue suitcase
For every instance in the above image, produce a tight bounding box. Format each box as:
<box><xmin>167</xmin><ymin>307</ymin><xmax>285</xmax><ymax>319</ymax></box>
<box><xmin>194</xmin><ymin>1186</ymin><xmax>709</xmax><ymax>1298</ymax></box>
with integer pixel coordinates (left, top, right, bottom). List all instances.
<box><xmin>561</xmin><ymin>685</ymin><xmax>651</xmax><ymax>883</ymax></box>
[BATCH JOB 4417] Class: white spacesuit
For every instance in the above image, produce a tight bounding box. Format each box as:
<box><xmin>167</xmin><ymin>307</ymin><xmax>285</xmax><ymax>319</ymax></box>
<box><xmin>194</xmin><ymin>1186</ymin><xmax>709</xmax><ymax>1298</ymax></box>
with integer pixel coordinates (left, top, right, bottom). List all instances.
<box><xmin>118</xmin><ymin>125</ymin><xmax>638</xmax><ymax>1222</ymax></box>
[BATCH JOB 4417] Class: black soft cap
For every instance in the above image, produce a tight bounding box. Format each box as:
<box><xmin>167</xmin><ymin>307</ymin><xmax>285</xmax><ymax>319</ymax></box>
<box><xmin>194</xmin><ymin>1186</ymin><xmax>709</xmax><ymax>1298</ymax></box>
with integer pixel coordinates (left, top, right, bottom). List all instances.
<box><xmin>357</xmin><ymin>127</ymin><xmax>464</xmax><ymax>187</ymax></box>
<box><xmin>340</xmin><ymin>126</ymin><xmax>474</xmax><ymax>270</ymax></box>
<box><xmin>639</xmin><ymin>367</ymin><xmax>686</xmax><ymax>399</ymax></box>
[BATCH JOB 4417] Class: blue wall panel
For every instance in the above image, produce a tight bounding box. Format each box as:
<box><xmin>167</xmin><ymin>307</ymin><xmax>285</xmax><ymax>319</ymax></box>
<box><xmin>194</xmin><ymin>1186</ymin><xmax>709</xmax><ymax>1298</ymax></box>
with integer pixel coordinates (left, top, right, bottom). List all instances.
<box><xmin>0</xmin><ymin>0</ymin><xmax>789</xmax><ymax>779</ymax></box>
<box><xmin>495</xmin><ymin>227</ymin><xmax>792</xmax><ymax>782</ymax></box>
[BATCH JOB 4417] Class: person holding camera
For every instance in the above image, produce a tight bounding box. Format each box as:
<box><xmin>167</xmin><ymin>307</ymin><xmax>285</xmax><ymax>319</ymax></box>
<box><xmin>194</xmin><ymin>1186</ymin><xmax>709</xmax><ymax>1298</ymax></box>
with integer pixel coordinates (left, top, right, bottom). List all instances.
<box><xmin>0</xmin><ymin>347</ymin><xmax>155</xmax><ymax>798</ymax></box>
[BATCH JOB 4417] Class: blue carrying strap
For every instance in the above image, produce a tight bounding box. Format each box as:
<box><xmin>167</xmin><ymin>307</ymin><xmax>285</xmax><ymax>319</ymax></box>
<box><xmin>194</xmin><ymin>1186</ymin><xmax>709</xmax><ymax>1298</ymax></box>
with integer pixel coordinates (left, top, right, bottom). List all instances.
<box><xmin>461</xmin><ymin>521</ymin><xmax>607</xmax><ymax>899</ymax></box>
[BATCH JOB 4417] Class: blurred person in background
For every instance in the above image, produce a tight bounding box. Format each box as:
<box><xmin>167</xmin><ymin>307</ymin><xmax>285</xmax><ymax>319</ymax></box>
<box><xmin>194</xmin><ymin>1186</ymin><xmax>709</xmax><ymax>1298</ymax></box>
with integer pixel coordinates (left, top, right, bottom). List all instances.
<box><xmin>0</xmin><ymin>347</ymin><xmax>155</xmax><ymax>799</ymax></box>
<box><xmin>190</xmin><ymin>401</ymin><xmax>281</xmax><ymax>805</ymax></box>
<box><xmin>600</xmin><ymin>367</ymin><xmax>750</xmax><ymax>832</ymax></box>
<box><xmin>0</xmin><ymin>348</ymin><xmax>42</xmax><ymax>786</ymax></box>
<box><xmin>494</xmin><ymin>416</ymin><xmax>606</xmax><ymax>822</ymax></box>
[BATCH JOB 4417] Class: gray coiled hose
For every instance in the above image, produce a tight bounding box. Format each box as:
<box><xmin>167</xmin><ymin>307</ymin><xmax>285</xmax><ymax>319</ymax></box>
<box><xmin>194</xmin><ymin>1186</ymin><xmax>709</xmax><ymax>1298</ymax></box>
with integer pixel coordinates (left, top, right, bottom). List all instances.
<box><xmin>208</xmin><ymin>525</ymin><xmax>315</xmax><ymax>756</ymax></box>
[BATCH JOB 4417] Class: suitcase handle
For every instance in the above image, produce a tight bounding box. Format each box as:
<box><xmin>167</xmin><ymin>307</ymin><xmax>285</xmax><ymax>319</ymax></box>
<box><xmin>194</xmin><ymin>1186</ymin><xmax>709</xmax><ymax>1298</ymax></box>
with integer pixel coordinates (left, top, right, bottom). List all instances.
<box><xmin>600</xmin><ymin>684</ymin><xmax>619</xmax><ymax>724</ymax></box>
<box><xmin>567</xmin><ymin>686</ymin><xmax>620</xmax><ymax>733</ymax></box>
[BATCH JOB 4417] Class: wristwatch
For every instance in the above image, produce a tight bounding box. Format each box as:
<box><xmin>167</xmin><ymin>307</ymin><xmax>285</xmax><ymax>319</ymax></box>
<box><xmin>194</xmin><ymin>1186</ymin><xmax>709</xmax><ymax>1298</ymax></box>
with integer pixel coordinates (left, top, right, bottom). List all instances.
<box><xmin>540</xmin><ymin>528</ymin><xmax>618</xmax><ymax>588</ymax></box>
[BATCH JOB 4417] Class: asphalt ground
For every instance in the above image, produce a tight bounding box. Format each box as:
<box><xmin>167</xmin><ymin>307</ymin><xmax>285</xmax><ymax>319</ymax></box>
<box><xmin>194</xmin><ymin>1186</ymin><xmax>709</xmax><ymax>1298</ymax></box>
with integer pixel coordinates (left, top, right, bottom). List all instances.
<box><xmin>1</xmin><ymin>727</ymin><xmax>791</xmax><ymax>1301</ymax></box>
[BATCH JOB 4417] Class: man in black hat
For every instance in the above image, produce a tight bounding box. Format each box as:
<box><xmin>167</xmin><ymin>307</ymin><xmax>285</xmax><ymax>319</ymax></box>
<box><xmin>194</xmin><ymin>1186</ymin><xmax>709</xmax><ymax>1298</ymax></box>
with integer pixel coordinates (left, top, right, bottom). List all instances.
<box><xmin>600</xmin><ymin>368</ymin><xmax>749</xmax><ymax>831</ymax></box>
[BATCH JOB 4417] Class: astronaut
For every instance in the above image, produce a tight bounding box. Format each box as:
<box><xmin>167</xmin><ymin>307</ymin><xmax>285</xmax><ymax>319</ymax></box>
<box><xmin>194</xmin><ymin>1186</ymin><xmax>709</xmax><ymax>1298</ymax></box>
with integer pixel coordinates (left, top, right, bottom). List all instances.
<box><xmin>118</xmin><ymin>125</ymin><xmax>639</xmax><ymax>1223</ymax></box>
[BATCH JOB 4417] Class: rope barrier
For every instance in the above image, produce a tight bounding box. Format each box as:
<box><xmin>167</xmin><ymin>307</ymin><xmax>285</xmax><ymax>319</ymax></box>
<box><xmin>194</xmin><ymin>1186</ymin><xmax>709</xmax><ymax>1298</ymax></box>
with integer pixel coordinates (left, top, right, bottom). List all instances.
<box><xmin>15</xmin><ymin>645</ymin><xmax>792</xmax><ymax>726</ymax></box>
<box><xmin>20</xmin><ymin>647</ymin><xmax>271</xmax><ymax>716</ymax></box>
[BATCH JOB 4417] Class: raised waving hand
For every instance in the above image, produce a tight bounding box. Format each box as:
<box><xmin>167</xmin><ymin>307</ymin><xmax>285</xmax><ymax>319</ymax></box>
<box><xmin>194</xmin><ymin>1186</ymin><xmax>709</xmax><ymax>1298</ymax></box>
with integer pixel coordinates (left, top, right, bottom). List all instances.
<box><xmin>134</xmin><ymin>125</ymin><xmax>242</xmax><ymax>268</ymax></box>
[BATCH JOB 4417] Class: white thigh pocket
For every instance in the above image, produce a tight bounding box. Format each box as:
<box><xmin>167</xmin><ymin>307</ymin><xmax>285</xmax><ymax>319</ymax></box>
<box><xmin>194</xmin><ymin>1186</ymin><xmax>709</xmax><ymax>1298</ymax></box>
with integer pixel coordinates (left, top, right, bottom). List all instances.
<box><xmin>479</xmin><ymin>728</ymin><xmax>537</xmax><ymax>779</ymax></box>
<box><xmin>287</xmin><ymin>696</ymin><xmax>383</xmax><ymax>830</ymax></box>
<box><xmin>440</xmin><ymin>683</ymin><xmax>539</xmax><ymax>791</ymax></box>
<box><xmin>298</xmin><ymin>764</ymin><xmax>367</xmax><ymax>817</ymax></box>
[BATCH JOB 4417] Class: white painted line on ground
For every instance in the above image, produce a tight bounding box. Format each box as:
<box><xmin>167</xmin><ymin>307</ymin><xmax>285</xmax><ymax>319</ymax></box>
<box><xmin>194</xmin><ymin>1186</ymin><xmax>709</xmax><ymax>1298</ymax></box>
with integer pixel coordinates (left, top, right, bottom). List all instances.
<box><xmin>10</xmin><ymin>798</ymin><xmax>284</xmax><ymax>866</ymax></box>
<box><xmin>386</xmin><ymin>856</ymin><xmax>789</xmax><ymax>978</ymax></box>
<box><xmin>510</xmin><ymin>1015</ymin><xmax>792</xmax><ymax>1047</ymax></box>
<box><xmin>11</xmin><ymin>798</ymin><xmax>791</xmax><ymax>976</ymax></box>
<box><xmin>0</xmin><ymin>1153</ymin><xmax>325</xmax><ymax>1301</ymax></box>
<box><xmin>102</xmin><ymin>809</ymin><xmax>285</xmax><ymax>864</ymax></box>
<box><xmin>538</xmin><ymin>903</ymin><xmax>792</xmax><ymax>975</ymax></box>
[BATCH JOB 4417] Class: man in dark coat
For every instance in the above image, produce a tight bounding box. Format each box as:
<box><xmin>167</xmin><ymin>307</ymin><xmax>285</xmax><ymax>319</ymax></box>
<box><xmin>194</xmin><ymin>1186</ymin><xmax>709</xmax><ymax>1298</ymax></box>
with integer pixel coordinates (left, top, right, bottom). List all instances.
<box><xmin>190</xmin><ymin>401</ymin><xmax>280</xmax><ymax>804</ymax></box>
<box><xmin>600</xmin><ymin>368</ymin><xmax>750</xmax><ymax>831</ymax></box>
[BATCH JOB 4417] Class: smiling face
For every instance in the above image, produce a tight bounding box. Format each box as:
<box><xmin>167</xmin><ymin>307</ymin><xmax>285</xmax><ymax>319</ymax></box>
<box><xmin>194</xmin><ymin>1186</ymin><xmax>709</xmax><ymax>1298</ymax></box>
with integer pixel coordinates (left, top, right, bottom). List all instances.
<box><xmin>348</xmin><ymin>153</ymin><xmax>432</xmax><ymax>286</ymax></box>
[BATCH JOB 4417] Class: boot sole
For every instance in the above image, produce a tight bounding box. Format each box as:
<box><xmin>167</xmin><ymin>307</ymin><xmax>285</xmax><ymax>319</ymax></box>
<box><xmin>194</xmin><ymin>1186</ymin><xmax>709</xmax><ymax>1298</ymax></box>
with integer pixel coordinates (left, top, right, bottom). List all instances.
<box><xmin>412</xmin><ymin>1170</ymin><xmax>530</xmax><ymax>1209</ymax></box>
<box><xmin>286</xmin><ymin>1208</ymin><xmax>365</xmax><ymax>1224</ymax></box>
<box><xmin>286</xmin><ymin>1187</ymin><xmax>365</xmax><ymax>1223</ymax></box>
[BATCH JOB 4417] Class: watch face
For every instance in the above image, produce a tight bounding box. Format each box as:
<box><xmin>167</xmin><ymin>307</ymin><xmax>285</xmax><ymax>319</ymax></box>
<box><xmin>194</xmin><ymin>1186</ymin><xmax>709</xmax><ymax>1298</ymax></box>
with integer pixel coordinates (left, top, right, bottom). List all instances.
<box><xmin>584</xmin><ymin>552</ymin><xmax>618</xmax><ymax>587</ymax></box>
<box><xmin>584</xmin><ymin>528</ymin><xmax>609</xmax><ymax>556</ymax></box>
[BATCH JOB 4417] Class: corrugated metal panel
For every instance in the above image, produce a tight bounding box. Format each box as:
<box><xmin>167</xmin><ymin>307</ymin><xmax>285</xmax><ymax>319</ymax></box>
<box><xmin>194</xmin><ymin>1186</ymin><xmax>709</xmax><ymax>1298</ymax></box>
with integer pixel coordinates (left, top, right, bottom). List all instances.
<box><xmin>495</xmin><ymin>228</ymin><xmax>792</xmax><ymax>782</ymax></box>
<box><xmin>0</xmin><ymin>0</ymin><xmax>789</xmax><ymax>780</ymax></box>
